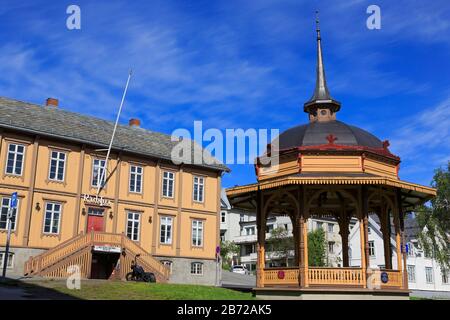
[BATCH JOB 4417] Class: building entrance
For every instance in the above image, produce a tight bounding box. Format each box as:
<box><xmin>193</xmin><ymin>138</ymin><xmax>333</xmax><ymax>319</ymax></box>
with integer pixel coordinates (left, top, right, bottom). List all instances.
<box><xmin>90</xmin><ymin>252</ymin><xmax>120</xmax><ymax>279</ymax></box>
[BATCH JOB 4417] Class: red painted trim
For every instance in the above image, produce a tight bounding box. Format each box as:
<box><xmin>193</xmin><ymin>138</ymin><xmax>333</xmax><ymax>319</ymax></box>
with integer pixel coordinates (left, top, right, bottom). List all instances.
<box><xmin>297</xmin><ymin>153</ymin><xmax>302</xmax><ymax>173</ymax></box>
<box><xmin>361</xmin><ymin>153</ymin><xmax>366</xmax><ymax>172</ymax></box>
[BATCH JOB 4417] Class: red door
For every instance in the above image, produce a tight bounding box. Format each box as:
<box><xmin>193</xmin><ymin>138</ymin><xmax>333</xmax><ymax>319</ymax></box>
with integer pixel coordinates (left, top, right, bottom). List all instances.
<box><xmin>87</xmin><ymin>214</ymin><xmax>104</xmax><ymax>232</ymax></box>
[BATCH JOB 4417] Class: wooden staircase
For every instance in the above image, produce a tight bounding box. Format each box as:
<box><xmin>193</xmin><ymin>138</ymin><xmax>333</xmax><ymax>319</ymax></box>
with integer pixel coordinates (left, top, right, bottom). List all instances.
<box><xmin>24</xmin><ymin>231</ymin><xmax>170</xmax><ymax>282</ymax></box>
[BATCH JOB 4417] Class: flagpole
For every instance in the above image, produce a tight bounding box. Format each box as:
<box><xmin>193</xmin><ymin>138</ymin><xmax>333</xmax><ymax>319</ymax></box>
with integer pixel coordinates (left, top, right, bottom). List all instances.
<box><xmin>97</xmin><ymin>70</ymin><xmax>132</xmax><ymax>195</ymax></box>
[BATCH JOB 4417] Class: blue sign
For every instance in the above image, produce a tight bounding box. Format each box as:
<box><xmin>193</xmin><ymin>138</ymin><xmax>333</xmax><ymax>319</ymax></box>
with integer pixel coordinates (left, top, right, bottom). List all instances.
<box><xmin>405</xmin><ymin>243</ymin><xmax>409</xmax><ymax>254</ymax></box>
<box><xmin>381</xmin><ymin>271</ymin><xmax>389</xmax><ymax>284</ymax></box>
<box><xmin>11</xmin><ymin>192</ymin><xmax>18</xmax><ymax>209</ymax></box>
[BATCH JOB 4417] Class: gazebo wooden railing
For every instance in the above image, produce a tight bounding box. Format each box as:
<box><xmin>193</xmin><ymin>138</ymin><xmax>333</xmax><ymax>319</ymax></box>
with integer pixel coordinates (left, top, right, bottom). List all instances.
<box><xmin>262</xmin><ymin>267</ymin><xmax>403</xmax><ymax>289</ymax></box>
<box><xmin>309</xmin><ymin>267</ymin><xmax>363</xmax><ymax>286</ymax></box>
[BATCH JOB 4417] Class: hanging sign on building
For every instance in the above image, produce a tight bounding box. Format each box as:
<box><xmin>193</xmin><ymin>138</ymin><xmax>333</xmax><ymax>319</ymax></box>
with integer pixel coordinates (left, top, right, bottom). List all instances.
<box><xmin>82</xmin><ymin>194</ymin><xmax>112</xmax><ymax>207</ymax></box>
<box><xmin>93</xmin><ymin>245</ymin><xmax>121</xmax><ymax>253</ymax></box>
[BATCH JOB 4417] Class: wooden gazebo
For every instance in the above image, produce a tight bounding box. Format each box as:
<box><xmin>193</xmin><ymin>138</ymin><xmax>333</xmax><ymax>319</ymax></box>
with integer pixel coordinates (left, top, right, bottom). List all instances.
<box><xmin>226</xmin><ymin>17</ymin><xmax>436</xmax><ymax>299</ymax></box>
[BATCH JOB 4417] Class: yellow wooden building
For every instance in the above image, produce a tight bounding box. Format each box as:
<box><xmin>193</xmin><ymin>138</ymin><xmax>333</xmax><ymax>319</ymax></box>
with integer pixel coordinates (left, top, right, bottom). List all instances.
<box><xmin>0</xmin><ymin>97</ymin><xmax>228</xmax><ymax>284</ymax></box>
<box><xmin>226</xmin><ymin>19</ymin><xmax>436</xmax><ymax>299</ymax></box>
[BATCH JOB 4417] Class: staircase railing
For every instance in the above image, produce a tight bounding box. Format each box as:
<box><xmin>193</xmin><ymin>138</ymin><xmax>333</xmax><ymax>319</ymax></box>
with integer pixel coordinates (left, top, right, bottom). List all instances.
<box><xmin>24</xmin><ymin>232</ymin><xmax>90</xmax><ymax>275</ymax></box>
<box><xmin>24</xmin><ymin>231</ymin><xmax>170</xmax><ymax>282</ymax></box>
<box><xmin>121</xmin><ymin>236</ymin><xmax>170</xmax><ymax>280</ymax></box>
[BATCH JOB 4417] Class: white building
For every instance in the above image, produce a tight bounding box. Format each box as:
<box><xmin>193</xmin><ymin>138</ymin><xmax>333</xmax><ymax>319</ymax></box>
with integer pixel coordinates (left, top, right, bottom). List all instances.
<box><xmin>347</xmin><ymin>214</ymin><xmax>450</xmax><ymax>298</ymax></box>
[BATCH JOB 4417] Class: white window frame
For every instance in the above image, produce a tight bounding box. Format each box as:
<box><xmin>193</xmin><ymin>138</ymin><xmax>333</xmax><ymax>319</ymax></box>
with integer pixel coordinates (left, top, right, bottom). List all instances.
<box><xmin>191</xmin><ymin>262</ymin><xmax>203</xmax><ymax>275</ymax></box>
<box><xmin>220</xmin><ymin>211</ymin><xmax>226</xmax><ymax>223</ymax></box>
<box><xmin>192</xmin><ymin>220</ymin><xmax>204</xmax><ymax>247</ymax></box>
<box><xmin>48</xmin><ymin>150</ymin><xmax>67</xmax><ymax>182</ymax></box>
<box><xmin>0</xmin><ymin>252</ymin><xmax>14</xmax><ymax>269</ymax></box>
<box><xmin>407</xmin><ymin>265</ymin><xmax>416</xmax><ymax>283</ymax></box>
<box><xmin>5</xmin><ymin>143</ymin><xmax>25</xmax><ymax>176</ymax></box>
<box><xmin>126</xmin><ymin>211</ymin><xmax>141</xmax><ymax>241</ymax></box>
<box><xmin>327</xmin><ymin>223</ymin><xmax>334</xmax><ymax>233</ymax></box>
<box><xmin>43</xmin><ymin>202</ymin><xmax>62</xmax><ymax>235</ymax></box>
<box><xmin>442</xmin><ymin>270</ymin><xmax>449</xmax><ymax>284</ymax></box>
<box><xmin>160</xmin><ymin>216</ymin><xmax>173</xmax><ymax>244</ymax></box>
<box><xmin>0</xmin><ymin>197</ymin><xmax>18</xmax><ymax>231</ymax></box>
<box><xmin>92</xmin><ymin>158</ymin><xmax>106</xmax><ymax>188</ymax></box>
<box><xmin>368</xmin><ymin>240</ymin><xmax>376</xmax><ymax>257</ymax></box>
<box><xmin>129</xmin><ymin>165</ymin><xmax>143</xmax><ymax>193</ymax></box>
<box><xmin>425</xmin><ymin>267</ymin><xmax>434</xmax><ymax>284</ymax></box>
<box><xmin>328</xmin><ymin>241</ymin><xmax>335</xmax><ymax>254</ymax></box>
<box><xmin>193</xmin><ymin>176</ymin><xmax>205</xmax><ymax>203</ymax></box>
<box><xmin>162</xmin><ymin>171</ymin><xmax>175</xmax><ymax>198</ymax></box>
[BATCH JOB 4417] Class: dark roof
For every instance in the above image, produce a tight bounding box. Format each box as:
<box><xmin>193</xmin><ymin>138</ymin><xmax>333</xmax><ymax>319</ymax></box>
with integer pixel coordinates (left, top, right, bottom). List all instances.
<box><xmin>0</xmin><ymin>97</ymin><xmax>228</xmax><ymax>172</ymax></box>
<box><xmin>273</xmin><ymin>120</ymin><xmax>384</xmax><ymax>150</ymax></box>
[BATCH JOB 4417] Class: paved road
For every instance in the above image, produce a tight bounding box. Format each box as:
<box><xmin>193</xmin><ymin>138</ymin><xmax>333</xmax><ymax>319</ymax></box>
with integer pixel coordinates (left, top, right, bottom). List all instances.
<box><xmin>221</xmin><ymin>271</ymin><xmax>256</xmax><ymax>290</ymax></box>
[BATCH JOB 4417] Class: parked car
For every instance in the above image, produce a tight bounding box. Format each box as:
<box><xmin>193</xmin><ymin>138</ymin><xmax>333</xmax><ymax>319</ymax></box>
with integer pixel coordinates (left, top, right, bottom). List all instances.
<box><xmin>231</xmin><ymin>265</ymin><xmax>248</xmax><ymax>275</ymax></box>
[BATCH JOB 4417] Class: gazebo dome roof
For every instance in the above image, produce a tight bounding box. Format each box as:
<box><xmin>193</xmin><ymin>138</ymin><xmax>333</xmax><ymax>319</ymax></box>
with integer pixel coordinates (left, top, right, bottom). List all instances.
<box><xmin>275</xmin><ymin>120</ymin><xmax>383</xmax><ymax>150</ymax></box>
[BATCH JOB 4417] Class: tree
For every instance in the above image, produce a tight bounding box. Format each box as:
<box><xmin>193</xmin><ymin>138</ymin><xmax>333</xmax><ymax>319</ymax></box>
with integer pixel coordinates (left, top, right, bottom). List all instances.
<box><xmin>220</xmin><ymin>240</ymin><xmax>239</xmax><ymax>270</ymax></box>
<box><xmin>266</xmin><ymin>227</ymin><xmax>294</xmax><ymax>266</ymax></box>
<box><xmin>308</xmin><ymin>228</ymin><xmax>327</xmax><ymax>267</ymax></box>
<box><xmin>415</xmin><ymin>161</ymin><xmax>450</xmax><ymax>270</ymax></box>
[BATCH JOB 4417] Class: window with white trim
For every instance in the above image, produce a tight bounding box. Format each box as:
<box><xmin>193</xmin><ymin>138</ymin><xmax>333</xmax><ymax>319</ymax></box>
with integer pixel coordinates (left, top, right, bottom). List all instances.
<box><xmin>126</xmin><ymin>212</ymin><xmax>141</xmax><ymax>241</ymax></box>
<box><xmin>160</xmin><ymin>216</ymin><xmax>173</xmax><ymax>244</ymax></box>
<box><xmin>327</xmin><ymin>223</ymin><xmax>334</xmax><ymax>233</ymax></box>
<box><xmin>49</xmin><ymin>151</ymin><xmax>66</xmax><ymax>181</ymax></box>
<box><xmin>328</xmin><ymin>241</ymin><xmax>335</xmax><ymax>254</ymax></box>
<box><xmin>407</xmin><ymin>242</ymin><xmax>415</xmax><ymax>257</ymax></box>
<box><xmin>0</xmin><ymin>252</ymin><xmax>14</xmax><ymax>269</ymax></box>
<box><xmin>425</xmin><ymin>267</ymin><xmax>434</xmax><ymax>283</ymax></box>
<box><xmin>129</xmin><ymin>165</ymin><xmax>143</xmax><ymax>193</ymax></box>
<box><xmin>191</xmin><ymin>262</ymin><xmax>203</xmax><ymax>275</ymax></box>
<box><xmin>43</xmin><ymin>202</ymin><xmax>62</xmax><ymax>234</ymax></box>
<box><xmin>192</xmin><ymin>220</ymin><xmax>204</xmax><ymax>247</ymax></box>
<box><xmin>407</xmin><ymin>265</ymin><xmax>416</xmax><ymax>283</ymax></box>
<box><xmin>368</xmin><ymin>241</ymin><xmax>376</xmax><ymax>257</ymax></box>
<box><xmin>442</xmin><ymin>270</ymin><xmax>449</xmax><ymax>284</ymax></box>
<box><xmin>221</xmin><ymin>211</ymin><xmax>226</xmax><ymax>223</ymax></box>
<box><xmin>162</xmin><ymin>171</ymin><xmax>175</xmax><ymax>198</ymax></box>
<box><xmin>193</xmin><ymin>176</ymin><xmax>204</xmax><ymax>202</ymax></box>
<box><xmin>5</xmin><ymin>143</ymin><xmax>25</xmax><ymax>175</ymax></box>
<box><xmin>92</xmin><ymin>159</ymin><xmax>106</xmax><ymax>188</ymax></box>
<box><xmin>0</xmin><ymin>197</ymin><xmax>18</xmax><ymax>231</ymax></box>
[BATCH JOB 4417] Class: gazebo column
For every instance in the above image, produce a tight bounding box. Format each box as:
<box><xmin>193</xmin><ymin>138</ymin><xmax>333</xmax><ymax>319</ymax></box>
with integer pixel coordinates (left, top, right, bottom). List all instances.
<box><xmin>380</xmin><ymin>204</ymin><xmax>392</xmax><ymax>269</ymax></box>
<box><xmin>256</xmin><ymin>189</ymin><xmax>266</xmax><ymax>288</ymax></box>
<box><xmin>298</xmin><ymin>185</ymin><xmax>308</xmax><ymax>287</ymax></box>
<box><xmin>297</xmin><ymin>215</ymin><xmax>305</xmax><ymax>287</ymax></box>
<box><xmin>292</xmin><ymin>216</ymin><xmax>299</xmax><ymax>266</ymax></box>
<box><xmin>396</xmin><ymin>189</ymin><xmax>408</xmax><ymax>290</ymax></box>
<box><xmin>393</xmin><ymin>197</ymin><xmax>403</xmax><ymax>289</ymax></box>
<box><xmin>339</xmin><ymin>219</ymin><xmax>350</xmax><ymax>267</ymax></box>
<box><xmin>359</xmin><ymin>186</ymin><xmax>369</xmax><ymax>287</ymax></box>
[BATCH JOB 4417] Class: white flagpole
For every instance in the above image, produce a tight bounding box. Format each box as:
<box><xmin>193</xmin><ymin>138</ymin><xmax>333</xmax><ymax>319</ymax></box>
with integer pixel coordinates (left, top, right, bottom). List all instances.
<box><xmin>97</xmin><ymin>70</ymin><xmax>133</xmax><ymax>195</ymax></box>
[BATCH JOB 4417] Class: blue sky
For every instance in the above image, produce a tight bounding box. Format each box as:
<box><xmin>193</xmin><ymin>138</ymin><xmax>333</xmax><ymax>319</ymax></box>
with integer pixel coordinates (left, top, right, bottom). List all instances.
<box><xmin>0</xmin><ymin>0</ymin><xmax>449</xmax><ymax>188</ymax></box>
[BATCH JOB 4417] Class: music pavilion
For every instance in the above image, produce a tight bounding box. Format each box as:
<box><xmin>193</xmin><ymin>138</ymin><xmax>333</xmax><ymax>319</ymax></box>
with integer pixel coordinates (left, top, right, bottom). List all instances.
<box><xmin>226</xmin><ymin>21</ymin><xmax>436</xmax><ymax>299</ymax></box>
<box><xmin>0</xmin><ymin>97</ymin><xmax>228</xmax><ymax>285</ymax></box>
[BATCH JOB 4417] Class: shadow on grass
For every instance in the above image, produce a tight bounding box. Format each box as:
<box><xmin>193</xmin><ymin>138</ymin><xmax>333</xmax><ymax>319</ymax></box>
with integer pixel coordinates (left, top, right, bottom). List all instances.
<box><xmin>0</xmin><ymin>277</ymin><xmax>79</xmax><ymax>300</ymax></box>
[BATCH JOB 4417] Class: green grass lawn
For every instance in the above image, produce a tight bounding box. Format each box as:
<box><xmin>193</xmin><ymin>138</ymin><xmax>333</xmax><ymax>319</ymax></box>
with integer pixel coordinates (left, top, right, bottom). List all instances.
<box><xmin>2</xmin><ymin>279</ymin><xmax>255</xmax><ymax>300</ymax></box>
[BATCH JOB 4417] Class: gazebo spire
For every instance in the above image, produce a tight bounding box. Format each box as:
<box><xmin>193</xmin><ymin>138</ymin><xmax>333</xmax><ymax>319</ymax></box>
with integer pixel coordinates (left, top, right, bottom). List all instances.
<box><xmin>304</xmin><ymin>11</ymin><xmax>341</xmax><ymax>121</ymax></box>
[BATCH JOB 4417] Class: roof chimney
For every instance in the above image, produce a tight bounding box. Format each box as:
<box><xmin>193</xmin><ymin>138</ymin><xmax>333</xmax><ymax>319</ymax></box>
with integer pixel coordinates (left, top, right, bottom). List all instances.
<box><xmin>129</xmin><ymin>118</ymin><xmax>141</xmax><ymax>128</ymax></box>
<box><xmin>46</xmin><ymin>98</ymin><xmax>59</xmax><ymax>107</ymax></box>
